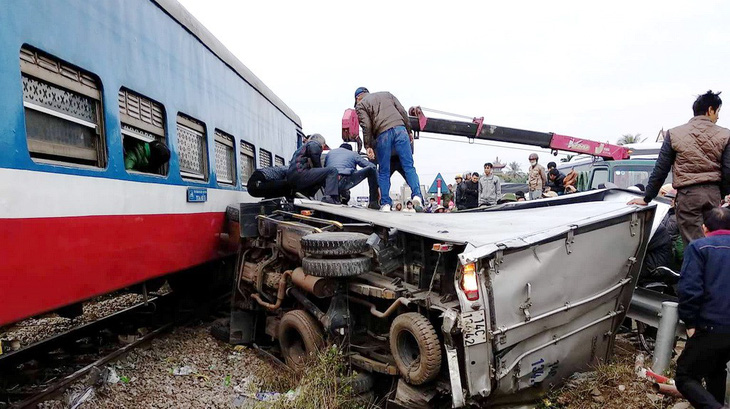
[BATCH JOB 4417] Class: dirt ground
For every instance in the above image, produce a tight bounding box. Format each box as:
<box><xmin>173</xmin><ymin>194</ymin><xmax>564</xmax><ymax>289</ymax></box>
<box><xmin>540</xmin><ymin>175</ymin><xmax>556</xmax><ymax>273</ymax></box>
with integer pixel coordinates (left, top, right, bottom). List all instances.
<box><xmin>541</xmin><ymin>334</ymin><xmax>690</xmax><ymax>409</ymax></box>
<box><xmin>36</xmin><ymin>325</ymin><xmax>690</xmax><ymax>409</ymax></box>
<box><xmin>42</xmin><ymin>324</ymin><xmax>284</xmax><ymax>409</ymax></box>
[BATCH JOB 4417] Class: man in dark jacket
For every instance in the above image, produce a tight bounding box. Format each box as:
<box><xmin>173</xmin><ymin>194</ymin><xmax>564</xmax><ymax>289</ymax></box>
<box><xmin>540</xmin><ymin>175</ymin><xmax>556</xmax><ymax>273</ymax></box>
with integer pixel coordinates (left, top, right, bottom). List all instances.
<box><xmin>463</xmin><ymin>172</ymin><xmax>480</xmax><ymax>209</ymax></box>
<box><xmin>675</xmin><ymin>205</ymin><xmax>730</xmax><ymax>409</ymax></box>
<box><xmin>547</xmin><ymin>168</ymin><xmax>566</xmax><ymax>195</ymax></box>
<box><xmin>325</xmin><ymin>143</ymin><xmax>379</xmax><ymax>208</ymax></box>
<box><xmin>247</xmin><ymin>165</ymin><xmax>291</xmax><ymax>198</ymax></box>
<box><xmin>355</xmin><ymin>87</ymin><xmax>423</xmax><ymax>211</ymax></box>
<box><xmin>286</xmin><ymin>134</ymin><xmax>339</xmax><ymax>204</ymax></box>
<box><xmin>454</xmin><ymin>174</ymin><xmax>467</xmax><ymax>210</ymax></box>
<box><xmin>629</xmin><ymin>91</ymin><xmax>730</xmax><ymax>246</ymax></box>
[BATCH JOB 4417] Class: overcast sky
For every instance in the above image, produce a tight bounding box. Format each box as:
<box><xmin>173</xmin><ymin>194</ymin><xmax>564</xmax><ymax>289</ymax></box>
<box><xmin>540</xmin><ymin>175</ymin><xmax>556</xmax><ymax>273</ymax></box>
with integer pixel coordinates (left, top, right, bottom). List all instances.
<box><xmin>178</xmin><ymin>0</ymin><xmax>730</xmax><ymax>195</ymax></box>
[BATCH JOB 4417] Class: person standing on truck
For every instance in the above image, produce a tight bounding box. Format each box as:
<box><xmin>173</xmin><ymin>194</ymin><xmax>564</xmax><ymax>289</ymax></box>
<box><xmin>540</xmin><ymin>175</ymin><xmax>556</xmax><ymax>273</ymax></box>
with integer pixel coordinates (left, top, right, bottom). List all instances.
<box><xmin>547</xmin><ymin>168</ymin><xmax>566</xmax><ymax>195</ymax></box>
<box><xmin>286</xmin><ymin>133</ymin><xmax>340</xmax><ymax>204</ymax></box>
<box><xmin>324</xmin><ymin>142</ymin><xmax>379</xmax><ymax>209</ymax></box>
<box><xmin>527</xmin><ymin>153</ymin><xmax>547</xmax><ymax>200</ymax></box>
<box><xmin>454</xmin><ymin>174</ymin><xmax>467</xmax><ymax>210</ymax></box>
<box><xmin>354</xmin><ymin>87</ymin><xmax>423</xmax><ymax>212</ymax></box>
<box><xmin>675</xmin><ymin>205</ymin><xmax>730</xmax><ymax>409</ymax></box>
<box><xmin>478</xmin><ymin>162</ymin><xmax>502</xmax><ymax>206</ymax></box>
<box><xmin>628</xmin><ymin>91</ymin><xmax>730</xmax><ymax>246</ymax></box>
<box><xmin>463</xmin><ymin>172</ymin><xmax>480</xmax><ymax>209</ymax></box>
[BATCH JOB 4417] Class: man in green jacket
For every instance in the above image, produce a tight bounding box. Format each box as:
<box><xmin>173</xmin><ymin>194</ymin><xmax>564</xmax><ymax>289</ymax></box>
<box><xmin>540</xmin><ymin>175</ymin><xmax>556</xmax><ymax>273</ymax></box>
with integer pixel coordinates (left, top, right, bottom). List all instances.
<box><xmin>125</xmin><ymin>140</ymin><xmax>171</xmax><ymax>172</ymax></box>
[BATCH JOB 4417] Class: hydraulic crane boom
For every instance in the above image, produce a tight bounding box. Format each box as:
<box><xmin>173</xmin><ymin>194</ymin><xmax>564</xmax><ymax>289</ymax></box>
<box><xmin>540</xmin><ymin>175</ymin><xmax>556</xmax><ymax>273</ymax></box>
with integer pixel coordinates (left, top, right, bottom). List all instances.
<box><xmin>341</xmin><ymin>106</ymin><xmax>630</xmax><ymax>160</ymax></box>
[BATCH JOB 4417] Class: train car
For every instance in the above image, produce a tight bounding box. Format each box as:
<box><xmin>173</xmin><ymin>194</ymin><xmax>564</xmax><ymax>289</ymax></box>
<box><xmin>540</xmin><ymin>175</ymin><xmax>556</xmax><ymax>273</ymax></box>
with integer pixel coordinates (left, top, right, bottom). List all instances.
<box><xmin>0</xmin><ymin>0</ymin><xmax>302</xmax><ymax>326</ymax></box>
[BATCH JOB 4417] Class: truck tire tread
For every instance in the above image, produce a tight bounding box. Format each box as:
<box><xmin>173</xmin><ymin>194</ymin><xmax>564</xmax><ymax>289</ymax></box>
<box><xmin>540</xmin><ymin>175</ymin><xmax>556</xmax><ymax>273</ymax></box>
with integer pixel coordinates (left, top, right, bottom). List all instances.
<box><xmin>302</xmin><ymin>256</ymin><xmax>371</xmax><ymax>278</ymax></box>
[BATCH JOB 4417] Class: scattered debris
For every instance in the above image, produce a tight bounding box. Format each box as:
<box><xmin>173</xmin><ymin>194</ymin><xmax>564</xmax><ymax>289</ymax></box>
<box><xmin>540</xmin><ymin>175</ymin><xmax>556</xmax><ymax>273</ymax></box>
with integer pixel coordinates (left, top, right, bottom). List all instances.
<box><xmin>172</xmin><ymin>365</ymin><xmax>196</xmax><ymax>376</ymax></box>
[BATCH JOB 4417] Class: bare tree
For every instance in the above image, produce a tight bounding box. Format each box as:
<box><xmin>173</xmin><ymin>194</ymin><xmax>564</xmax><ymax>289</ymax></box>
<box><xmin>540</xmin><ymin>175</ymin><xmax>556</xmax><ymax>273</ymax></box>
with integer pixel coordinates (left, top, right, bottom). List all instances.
<box><xmin>617</xmin><ymin>133</ymin><xmax>646</xmax><ymax>145</ymax></box>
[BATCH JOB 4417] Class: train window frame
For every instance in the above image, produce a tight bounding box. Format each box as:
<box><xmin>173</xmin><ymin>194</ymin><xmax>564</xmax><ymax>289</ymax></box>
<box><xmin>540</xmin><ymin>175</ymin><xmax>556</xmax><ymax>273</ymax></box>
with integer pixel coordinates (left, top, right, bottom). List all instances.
<box><xmin>274</xmin><ymin>155</ymin><xmax>285</xmax><ymax>167</ymax></box>
<box><xmin>214</xmin><ymin>129</ymin><xmax>236</xmax><ymax>185</ymax></box>
<box><xmin>176</xmin><ymin>113</ymin><xmax>209</xmax><ymax>182</ymax></box>
<box><xmin>240</xmin><ymin>140</ymin><xmax>255</xmax><ymax>187</ymax></box>
<box><xmin>260</xmin><ymin>148</ymin><xmax>272</xmax><ymax>168</ymax></box>
<box><xmin>19</xmin><ymin>45</ymin><xmax>107</xmax><ymax>168</ymax></box>
<box><xmin>118</xmin><ymin>87</ymin><xmax>168</xmax><ymax>176</ymax></box>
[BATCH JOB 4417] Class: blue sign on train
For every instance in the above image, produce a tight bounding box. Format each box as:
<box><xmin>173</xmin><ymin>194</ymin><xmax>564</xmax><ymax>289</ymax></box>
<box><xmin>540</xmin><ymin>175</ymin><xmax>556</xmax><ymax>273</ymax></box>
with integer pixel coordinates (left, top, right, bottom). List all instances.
<box><xmin>187</xmin><ymin>187</ymin><xmax>208</xmax><ymax>203</ymax></box>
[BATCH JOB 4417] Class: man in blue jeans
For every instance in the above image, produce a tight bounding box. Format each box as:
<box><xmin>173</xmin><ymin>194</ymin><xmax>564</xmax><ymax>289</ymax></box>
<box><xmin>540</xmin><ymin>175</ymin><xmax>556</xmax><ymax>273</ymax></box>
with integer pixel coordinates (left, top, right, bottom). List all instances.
<box><xmin>325</xmin><ymin>142</ymin><xmax>379</xmax><ymax>209</ymax></box>
<box><xmin>355</xmin><ymin>87</ymin><xmax>423</xmax><ymax>212</ymax></box>
<box><xmin>675</xmin><ymin>204</ymin><xmax>730</xmax><ymax>409</ymax></box>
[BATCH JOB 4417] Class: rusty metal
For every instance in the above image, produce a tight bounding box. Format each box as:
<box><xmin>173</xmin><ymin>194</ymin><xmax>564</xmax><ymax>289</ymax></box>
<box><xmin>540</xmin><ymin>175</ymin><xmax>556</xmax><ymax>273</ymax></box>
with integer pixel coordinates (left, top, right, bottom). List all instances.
<box><xmin>277</xmin><ymin>224</ymin><xmax>318</xmax><ymax>258</ymax></box>
<box><xmin>348</xmin><ymin>296</ymin><xmax>409</xmax><ymax>319</ymax></box>
<box><xmin>288</xmin><ymin>288</ymin><xmax>326</xmax><ymax>322</ymax></box>
<box><xmin>652</xmin><ymin>382</ymin><xmax>683</xmax><ymax>398</ymax></box>
<box><xmin>251</xmin><ymin>270</ymin><xmax>292</xmax><ymax>311</ymax></box>
<box><xmin>349</xmin><ymin>282</ymin><xmax>397</xmax><ymax>299</ymax></box>
<box><xmin>265</xmin><ymin>316</ymin><xmax>281</xmax><ymax>339</ymax></box>
<box><xmin>290</xmin><ymin>267</ymin><xmax>335</xmax><ymax>298</ymax></box>
<box><xmin>239</xmin><ymin>261</ymin><xmax>258</xmax><ymax>283</ymax></box>
<box><xmin>350</xmin><ymin>353</ymin><xmax>398</xmax><ymax>375</ymax></box>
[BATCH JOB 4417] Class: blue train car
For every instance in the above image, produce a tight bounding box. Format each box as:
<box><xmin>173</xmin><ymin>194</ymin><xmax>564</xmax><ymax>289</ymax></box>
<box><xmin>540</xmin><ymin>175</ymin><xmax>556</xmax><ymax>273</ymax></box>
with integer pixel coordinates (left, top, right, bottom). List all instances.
<box><xmin>0</xmin><ymin>0</ymin><xmax>302</xmax><ymax>325</ymax></box>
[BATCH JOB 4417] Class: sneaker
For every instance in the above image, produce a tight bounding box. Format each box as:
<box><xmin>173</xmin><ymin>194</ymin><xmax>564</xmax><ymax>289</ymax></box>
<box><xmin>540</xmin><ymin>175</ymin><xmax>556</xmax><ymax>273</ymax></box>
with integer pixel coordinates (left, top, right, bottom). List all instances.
<box><xmin>368</xmin><ymin>202</ymin><xmax>380</xmax><ymax>210</ymax></box>
<box><xmin>380</xmin><ymin>204</ymin><xmax>391</xmax><ymax>212</ymax></box>
<box><xmin>411</xmin><ymin>196</ymin><xmax>423</xmax><ymax>208</ymax></box>
<box><xmin>321</xmin><ymin>196</ymin><xmax>338</xmax><ymax>204</ymax></box>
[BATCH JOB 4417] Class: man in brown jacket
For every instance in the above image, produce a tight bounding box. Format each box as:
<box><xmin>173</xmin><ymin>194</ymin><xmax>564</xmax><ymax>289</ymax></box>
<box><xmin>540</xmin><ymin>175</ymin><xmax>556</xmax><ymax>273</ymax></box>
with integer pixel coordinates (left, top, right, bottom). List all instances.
<box><xmin>628</xmin><ymin>90</ymin><xmax>730</xmax><ymax>245</ymax></box>
<box><xmin>355</xmin><ymin>87</ymin><xmax>423</xmax><ymax>212</ymax></box>
<box><xmin>527</xmin><ymin>153</ymin><xmax>547</xmax><ymax>200</ymax></box>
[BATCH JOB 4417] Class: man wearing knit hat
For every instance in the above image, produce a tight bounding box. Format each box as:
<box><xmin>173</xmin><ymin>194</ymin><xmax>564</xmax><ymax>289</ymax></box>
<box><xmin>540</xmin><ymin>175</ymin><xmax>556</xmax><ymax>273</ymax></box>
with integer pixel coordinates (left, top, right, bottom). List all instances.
<box><xmin>354</xmin><ymin>87</ymin><xmax>423</xmax><ymax>212</ymax></box>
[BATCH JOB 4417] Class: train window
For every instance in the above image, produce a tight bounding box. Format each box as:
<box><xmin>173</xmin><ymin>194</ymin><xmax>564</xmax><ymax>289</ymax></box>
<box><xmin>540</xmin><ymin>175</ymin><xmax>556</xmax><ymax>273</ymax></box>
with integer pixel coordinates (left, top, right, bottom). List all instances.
<box><xmin>214</xmin><ymin>130</ymin><xmax>236</xmax><ymax>185</ymax></box>
<box><xmin>176</xmin><ymin>114</ymin><xmax>208</xmax><ymax>181</ymax></box>
<box><xmin>260</xmin><ymin>149</ymin><xmax>272</xmax><ymax>168</ymax></box>
<box><xmin>118</xmin><ymin>88</ymin><xmax>167</xmax><ymax>175</ymax></box>
<box><xmin>240</xmin><ymin>141</ymin><xmax>255</xmax><ymax>187</ymax></box>
<box><xmin>19</xmin><ymin>46</ymin><xmax>106</xmax><ymax>167</ymax></box>
<box><xmin>274</xmin><ymin>155</ymin><xmax>285</xmax><ymax>167</ymax></box>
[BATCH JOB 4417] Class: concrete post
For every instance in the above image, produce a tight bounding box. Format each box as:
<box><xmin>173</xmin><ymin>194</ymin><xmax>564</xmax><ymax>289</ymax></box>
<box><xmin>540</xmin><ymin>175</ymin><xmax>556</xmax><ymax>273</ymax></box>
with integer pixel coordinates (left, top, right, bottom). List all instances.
<box><xmin>652</xmin><ymin>301</ymin><xmax>679</xmax><ymax>375</ymax></box>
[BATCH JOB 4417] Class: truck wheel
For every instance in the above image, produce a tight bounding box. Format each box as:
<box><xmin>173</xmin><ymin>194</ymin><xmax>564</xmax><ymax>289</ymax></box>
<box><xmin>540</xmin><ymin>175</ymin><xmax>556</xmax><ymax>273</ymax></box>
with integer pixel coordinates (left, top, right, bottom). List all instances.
<box><xmin>301</xmin><ymin>232</ymin><xmax>370</xmax><ymax>256</ymax></box>
<box><xmin>343</xmin><ymin>372</ymin><xmax>374</xmax><ymax>394</ymax></box>
<box><xmin>302</xmin><ymin>256</ymin><xmax>371</xmax><ymax>278</ymax></box>
<box><xmin>278</xmin><ymin>310</ymin><xmax>325</xmax><ymax>368</ymax></box>
<box><xmin>389</xmin><ymin>313</ymin><xmax>442</xmax><ymax>385</ymax></box>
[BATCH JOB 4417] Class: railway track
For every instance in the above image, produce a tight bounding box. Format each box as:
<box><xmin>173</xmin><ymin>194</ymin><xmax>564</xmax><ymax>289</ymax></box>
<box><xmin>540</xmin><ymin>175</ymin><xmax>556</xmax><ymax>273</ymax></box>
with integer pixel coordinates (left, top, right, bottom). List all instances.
<box><xmin>0</xmin><ymin>291</ymin><xmax>230</xmax><ymax>408</ymax></box>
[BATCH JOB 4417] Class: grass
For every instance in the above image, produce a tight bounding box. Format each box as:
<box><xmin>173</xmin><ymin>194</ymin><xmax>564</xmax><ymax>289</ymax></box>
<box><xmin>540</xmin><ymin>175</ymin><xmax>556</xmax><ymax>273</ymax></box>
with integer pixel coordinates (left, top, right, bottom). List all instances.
<box><xmin>248</xmin><ymin>346</ymin><xmax>371</xmax><ymax>409</ymax></box>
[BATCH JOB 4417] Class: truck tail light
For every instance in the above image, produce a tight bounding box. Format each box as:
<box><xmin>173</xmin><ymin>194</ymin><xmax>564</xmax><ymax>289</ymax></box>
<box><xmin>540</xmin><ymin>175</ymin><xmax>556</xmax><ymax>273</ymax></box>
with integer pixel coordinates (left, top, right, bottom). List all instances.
<box><xmin>461</xmin><ymin>263</ymin><xmax>479</xmax><ymax>301</ymax></box>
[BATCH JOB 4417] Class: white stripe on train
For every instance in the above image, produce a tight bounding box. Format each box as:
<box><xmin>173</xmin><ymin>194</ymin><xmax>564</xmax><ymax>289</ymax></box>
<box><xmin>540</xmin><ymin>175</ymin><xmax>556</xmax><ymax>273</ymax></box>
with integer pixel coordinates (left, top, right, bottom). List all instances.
<box><xmin>0</xmin><ymin>168</ymin><xmax>254</xmax><ymax>219</ymax></box>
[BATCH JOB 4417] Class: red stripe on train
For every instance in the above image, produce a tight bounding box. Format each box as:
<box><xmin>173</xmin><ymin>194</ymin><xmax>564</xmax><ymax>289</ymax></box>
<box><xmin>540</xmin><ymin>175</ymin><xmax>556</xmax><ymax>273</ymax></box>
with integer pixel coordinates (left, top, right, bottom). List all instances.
<box><xmin>0</xmin><ymin>212</ymin><xmax>226</xmax><ymax>326</ymax></box>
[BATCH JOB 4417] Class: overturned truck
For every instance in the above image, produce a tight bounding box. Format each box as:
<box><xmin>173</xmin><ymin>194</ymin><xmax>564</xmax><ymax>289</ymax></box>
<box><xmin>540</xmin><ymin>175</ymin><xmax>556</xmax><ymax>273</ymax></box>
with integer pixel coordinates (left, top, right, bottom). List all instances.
<box><xmin>228</xmin><ymin>189</ymin><xmax>656</xmax><ymax>408</ymax></box>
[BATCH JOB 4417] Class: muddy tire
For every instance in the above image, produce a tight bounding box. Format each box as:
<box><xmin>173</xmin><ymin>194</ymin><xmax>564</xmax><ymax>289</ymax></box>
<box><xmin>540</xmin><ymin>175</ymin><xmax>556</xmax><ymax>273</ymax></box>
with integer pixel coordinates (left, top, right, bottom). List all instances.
<box><xmin>302</xmin><ymin>256</ymin><xmax>370</xmax><ymax>278</ymax></box>
<box><xmin>210</xmin><ymin>318</ymin><xmax>231</xmax><ymax>343</ymax></box>
<box><xmin>389</xmin><ymin>312</ymin><xmax>442</xmax><ymax>385</ymax></box>
<box><xmin>301</xmin><ymin>232</ymin><xmax>370</xmax><ymax>256</ymax></box>
<box><xmin>343</xmin><ymin>372</ymin><xmax>374</xmax><ymax>394</ymax></box>
<box><xmin>278</xmin><ymin>310</ymin><xmax>325</xmax><ymax>368</ymax></box>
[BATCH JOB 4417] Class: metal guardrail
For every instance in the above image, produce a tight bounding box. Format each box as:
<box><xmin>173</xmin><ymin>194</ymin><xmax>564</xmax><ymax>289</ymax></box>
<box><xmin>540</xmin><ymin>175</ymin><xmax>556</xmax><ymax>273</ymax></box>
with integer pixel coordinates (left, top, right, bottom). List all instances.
<box><xmin>627</xmin><ymin>287</ymin><xmax>686</xmax><ymax>337</ymax></box>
